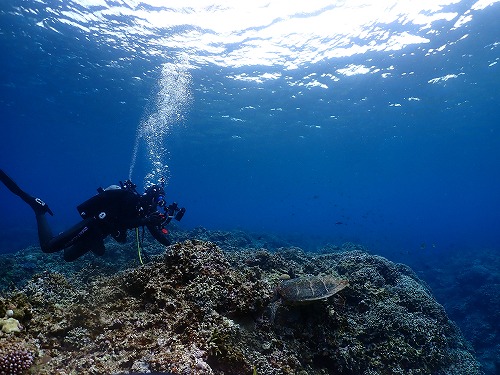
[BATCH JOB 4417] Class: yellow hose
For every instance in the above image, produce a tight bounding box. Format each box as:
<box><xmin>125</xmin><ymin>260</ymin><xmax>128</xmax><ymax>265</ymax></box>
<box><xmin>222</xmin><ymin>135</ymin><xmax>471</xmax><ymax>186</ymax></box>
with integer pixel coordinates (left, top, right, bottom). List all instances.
<box><xmin>135</xmin><ymin>227</ymin><xmax>144</xmax><ymax>265</ymax></box>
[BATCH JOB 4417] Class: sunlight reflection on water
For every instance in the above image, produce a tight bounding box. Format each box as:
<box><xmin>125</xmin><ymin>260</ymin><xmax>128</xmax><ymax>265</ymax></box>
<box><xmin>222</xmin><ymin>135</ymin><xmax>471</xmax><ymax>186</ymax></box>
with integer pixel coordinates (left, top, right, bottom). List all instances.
<box><xmin>15</xmin><ymin>0</ymin><xmax>498</xmax><ymax>72</ymax></box>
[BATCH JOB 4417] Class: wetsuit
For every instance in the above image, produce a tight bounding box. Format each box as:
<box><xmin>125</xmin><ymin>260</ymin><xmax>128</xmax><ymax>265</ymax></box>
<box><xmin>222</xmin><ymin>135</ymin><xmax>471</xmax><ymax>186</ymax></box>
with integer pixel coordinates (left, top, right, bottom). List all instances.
<box><xmin>0</xmin><ymin>169</ymin><xmax>171</xmax><ymax>262</ymax></box>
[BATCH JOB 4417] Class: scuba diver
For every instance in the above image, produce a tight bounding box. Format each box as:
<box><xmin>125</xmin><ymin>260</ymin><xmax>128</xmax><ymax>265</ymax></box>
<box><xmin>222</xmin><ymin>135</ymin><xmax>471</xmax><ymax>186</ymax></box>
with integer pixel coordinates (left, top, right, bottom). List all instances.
<box><xmin>0</xmin><ymin>169</ymin><xmax>185</xmax><ymax>262</ymax></box>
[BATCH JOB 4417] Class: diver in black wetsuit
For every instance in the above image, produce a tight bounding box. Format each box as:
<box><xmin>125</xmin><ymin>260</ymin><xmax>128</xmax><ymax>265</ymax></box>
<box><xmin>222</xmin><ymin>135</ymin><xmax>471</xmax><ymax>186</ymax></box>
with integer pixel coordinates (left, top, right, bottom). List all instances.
<box><xmin>0</xmin><ymin>169</ymin><xmax>185</xmax><ymax>262</ymax></box>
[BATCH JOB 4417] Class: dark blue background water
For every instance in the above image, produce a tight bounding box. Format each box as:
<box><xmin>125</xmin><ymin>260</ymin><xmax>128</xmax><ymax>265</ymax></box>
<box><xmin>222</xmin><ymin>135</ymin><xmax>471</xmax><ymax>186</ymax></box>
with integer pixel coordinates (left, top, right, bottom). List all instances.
<box><xmin>1</xmin><ymin>0</ymin><xmax>499</xmax><ymax>263</ymax></box>
<box><xmin>1</xmin><ymin>1</ymin><xmax>500</xmax><ymax>372</ymax></box>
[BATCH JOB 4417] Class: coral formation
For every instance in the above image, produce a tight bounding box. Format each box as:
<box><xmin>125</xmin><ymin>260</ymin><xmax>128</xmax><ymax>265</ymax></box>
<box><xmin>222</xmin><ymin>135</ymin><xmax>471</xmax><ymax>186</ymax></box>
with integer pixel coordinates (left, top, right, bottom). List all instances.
<box><xmin>0</xmin><ymin>348</ymin><xmax>34</xmax><ymax>375</ymax></box>
<box><xmin>418</xmin><ymin>247</ymin><xmax>499</xmax><ymax>375</ymax></box>
<box><xmin>0</xmin><ymin>238</ymin><xmax>481</xmax><ymax>374</ymax></box>
<box><xmin>0</xmin><ymin>318</ymin><xmax>22</xmax><ymax>334</ymax></box>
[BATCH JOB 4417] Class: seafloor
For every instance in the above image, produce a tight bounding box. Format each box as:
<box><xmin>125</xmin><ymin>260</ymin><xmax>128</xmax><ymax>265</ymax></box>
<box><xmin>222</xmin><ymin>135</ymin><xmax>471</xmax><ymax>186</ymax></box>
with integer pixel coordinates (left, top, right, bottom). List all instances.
<box><xmin>0</xmin><ymin>227</ymin><xmax>492</xmax><ymax>374</ymax></box>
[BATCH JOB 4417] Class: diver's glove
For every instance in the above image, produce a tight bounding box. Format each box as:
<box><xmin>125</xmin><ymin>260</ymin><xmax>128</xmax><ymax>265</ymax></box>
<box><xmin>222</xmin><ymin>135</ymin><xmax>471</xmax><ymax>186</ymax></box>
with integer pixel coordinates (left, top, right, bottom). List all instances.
<box><xmin>142</xmin><ymin>211</ymin><xmax>164</xmax><ymax>226</ymax></box>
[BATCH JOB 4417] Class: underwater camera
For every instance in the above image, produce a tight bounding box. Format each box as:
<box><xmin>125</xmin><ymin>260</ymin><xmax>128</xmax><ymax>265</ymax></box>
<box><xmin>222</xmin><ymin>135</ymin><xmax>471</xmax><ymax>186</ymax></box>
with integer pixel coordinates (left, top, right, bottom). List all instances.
<box><xmin>162</xmin><ymin>202</ymin><xmax>186</xmax><ymax>224</ymax></box>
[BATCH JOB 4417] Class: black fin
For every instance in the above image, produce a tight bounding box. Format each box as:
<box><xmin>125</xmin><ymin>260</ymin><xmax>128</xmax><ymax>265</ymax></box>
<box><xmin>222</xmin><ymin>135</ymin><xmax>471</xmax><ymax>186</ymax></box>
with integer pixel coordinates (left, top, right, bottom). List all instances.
<box><xmin>0</xmin><ymin>169</ymin><xmax>54</xmax><ymax>216</ymax></box>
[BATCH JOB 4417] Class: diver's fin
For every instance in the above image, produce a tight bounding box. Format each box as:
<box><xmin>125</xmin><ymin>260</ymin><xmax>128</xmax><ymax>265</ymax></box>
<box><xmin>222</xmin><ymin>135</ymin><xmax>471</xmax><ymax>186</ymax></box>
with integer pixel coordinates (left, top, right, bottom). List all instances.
<box><xmin>0</xmin><ymin>169</ymin><xmax>54</xmax><ymax>216</ymax></box>
<box><xmin>25</xmin><ymin>196</ymin><xmax>54</xmax><ymax>216</ymax></box>
<box><xmin>0</xmin><ymin>169</ymin><xmax>26</xmax><ymax>197</ymax></box>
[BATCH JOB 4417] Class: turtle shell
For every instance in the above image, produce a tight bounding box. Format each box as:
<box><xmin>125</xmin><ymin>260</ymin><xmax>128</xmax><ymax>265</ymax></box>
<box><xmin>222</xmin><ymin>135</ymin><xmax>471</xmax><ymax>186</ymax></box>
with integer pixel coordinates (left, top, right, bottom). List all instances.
<box><xmin>277</xmin><ymin>275</ymin><xmax>349</xmax><ymax>302</ymax></box>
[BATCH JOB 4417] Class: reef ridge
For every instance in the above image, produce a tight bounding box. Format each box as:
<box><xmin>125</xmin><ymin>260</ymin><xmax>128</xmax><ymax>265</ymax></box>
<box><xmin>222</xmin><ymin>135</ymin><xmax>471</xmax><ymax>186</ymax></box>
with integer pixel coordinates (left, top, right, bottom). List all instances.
<box><xmin>0</xmin><ymin>238</ymin><xmax>481</xmax><ymax>374</ymax></box>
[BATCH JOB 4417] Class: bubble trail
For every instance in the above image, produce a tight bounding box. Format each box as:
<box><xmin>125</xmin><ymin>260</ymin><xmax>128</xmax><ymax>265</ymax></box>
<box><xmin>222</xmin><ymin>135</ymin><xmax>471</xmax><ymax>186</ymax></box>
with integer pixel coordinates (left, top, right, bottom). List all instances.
<box><xmin>129</xmin><ymin>62</ymin><xmax>192</xmax><ymax>187</ymax></box>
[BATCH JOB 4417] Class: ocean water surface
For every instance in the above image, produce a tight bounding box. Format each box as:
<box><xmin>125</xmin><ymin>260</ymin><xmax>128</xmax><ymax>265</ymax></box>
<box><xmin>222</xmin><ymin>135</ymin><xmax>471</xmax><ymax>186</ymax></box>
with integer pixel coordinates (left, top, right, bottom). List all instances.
<box><xmin>1</xmin><ymin>0</ymin><xmax>500</xmax><ymax>373</ymax></box>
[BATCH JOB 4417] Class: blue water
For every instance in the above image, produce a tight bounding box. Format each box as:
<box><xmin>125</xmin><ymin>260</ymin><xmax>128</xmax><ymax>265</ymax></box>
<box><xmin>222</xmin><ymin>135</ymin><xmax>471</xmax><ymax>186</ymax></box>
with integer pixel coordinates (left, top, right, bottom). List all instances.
<box><xmin>1</xmin><ymin>0</ymin><xmax>499</xmax><ymax>258</ymax></box>
<box><xmin>1</xmin><ymin>1</ymin><xmax>500</xmax><ymax>372</ymax></box>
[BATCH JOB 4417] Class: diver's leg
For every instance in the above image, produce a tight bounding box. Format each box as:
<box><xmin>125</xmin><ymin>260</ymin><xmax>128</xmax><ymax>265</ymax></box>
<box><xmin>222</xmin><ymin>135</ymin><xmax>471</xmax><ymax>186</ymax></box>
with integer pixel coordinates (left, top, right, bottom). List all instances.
<box><xmin>39</xmin><ymin>218</ymin><xmax>97</xmax><ymax>253</ymax></box>
<box><xmin>63</xmin><ymin>226</ymin><xmax>106</xmax><ymax>262</ymax></box>
<box><xmin>0</xmin><ymin>169</ymin><xmax>59</xmax><ymax>251</ymax></box>
<box><xmin>0</xmin><ymin>170</ymin><xmax>108</xmax><ymax>260</ymax></box>
<box><xmin>0</xmin><ymin>169</ymin><xmax>53</xmax><ymax>215</ymax></box>
<box><xmin>63</xmin><ymin>243</ymin><xmax>91</xmax><ymax>262</ymax></box>
<box><xmin>35</xmin><ymin>213</ymin><xmax>57</xmax><ymax>252</ymax></box>
<box><xmin>90</xmin><ymin>238</ymin><xmax>106</xmax><ymax>256</ymax></box>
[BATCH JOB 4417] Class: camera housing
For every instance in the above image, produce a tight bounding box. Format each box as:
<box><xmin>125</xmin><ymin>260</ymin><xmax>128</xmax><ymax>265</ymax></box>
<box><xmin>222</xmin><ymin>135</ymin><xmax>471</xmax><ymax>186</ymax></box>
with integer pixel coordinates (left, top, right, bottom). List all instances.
<box><xmin>162</xmin><ymin>202</ymin><xmax>185</xmax><ymax>225</ymax></box>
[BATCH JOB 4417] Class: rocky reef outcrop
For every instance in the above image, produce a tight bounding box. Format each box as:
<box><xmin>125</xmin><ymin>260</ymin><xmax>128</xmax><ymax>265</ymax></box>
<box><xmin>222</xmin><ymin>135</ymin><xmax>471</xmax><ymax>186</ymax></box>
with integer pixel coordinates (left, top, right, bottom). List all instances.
<box><xmin>0</xmin><ymin>239</ymin><xmax>481</xmax><ymax>374</ymax></box>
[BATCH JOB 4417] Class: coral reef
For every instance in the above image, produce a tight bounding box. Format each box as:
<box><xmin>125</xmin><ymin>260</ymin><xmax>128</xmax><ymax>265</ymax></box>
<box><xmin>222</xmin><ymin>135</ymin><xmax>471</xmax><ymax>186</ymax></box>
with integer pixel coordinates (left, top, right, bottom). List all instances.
<box><xmin>417</xmin><ymin>247</ymin><xmax>500</xmax><ymax>375</ymax></box>
<box><xmin>0</xmin><ymin>226</ymin><xmax>291</xmax><ymax>292</ymax></box>
<box><xmin>0</xmin><ymin>318</ymin><xmax>22</xmax><ymax>334</ymax></box>
<box><xmin>0</xmin><ymin>347</ymin><xmax>34</xmax><ymax>375</ymax></box>
<box><xmin>0</xmin><ymin>238</ymin><xmax>481</xmax><ymax>374</ymax></box>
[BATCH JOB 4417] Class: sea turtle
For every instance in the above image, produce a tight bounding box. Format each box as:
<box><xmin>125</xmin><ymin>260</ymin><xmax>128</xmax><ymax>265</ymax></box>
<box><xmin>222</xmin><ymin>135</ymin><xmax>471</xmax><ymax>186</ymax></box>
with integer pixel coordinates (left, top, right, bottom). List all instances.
<box><xmin>268</xmin><ymin>274</ymin><xmax>349</xmax><ymax>322</ymax></box>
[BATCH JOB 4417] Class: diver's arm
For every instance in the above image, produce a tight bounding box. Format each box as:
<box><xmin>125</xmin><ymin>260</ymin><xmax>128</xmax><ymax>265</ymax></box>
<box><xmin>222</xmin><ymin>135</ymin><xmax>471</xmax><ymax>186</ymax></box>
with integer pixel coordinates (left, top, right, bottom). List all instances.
<box><xmin>117</xmin><ymin>211</ymin><xmax>162</xmax><ymax>230</ymax></box>
<box><xmin>146</xmin><ymin>225</ymin><xmax>171</xmax><ymax>246</ymax></box>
